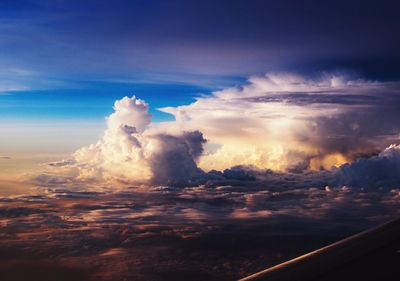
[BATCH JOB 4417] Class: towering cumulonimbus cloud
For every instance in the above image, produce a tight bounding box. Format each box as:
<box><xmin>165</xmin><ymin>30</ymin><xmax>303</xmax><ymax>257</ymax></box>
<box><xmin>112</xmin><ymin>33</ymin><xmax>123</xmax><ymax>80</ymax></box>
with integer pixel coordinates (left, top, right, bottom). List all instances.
<box><xmin>46</xmin><ymin>72</ymin><xmax>400</xmax><ymax>187</ymax></box>
<box><xmin>71</xmin><ymin>96</ymin><xmax>206</xmax><ymax>185</ymax></box>
<box><xmin>73</xmin><ymin>96</ymin><xmax>154</xmax><ymax>182</ymax></box>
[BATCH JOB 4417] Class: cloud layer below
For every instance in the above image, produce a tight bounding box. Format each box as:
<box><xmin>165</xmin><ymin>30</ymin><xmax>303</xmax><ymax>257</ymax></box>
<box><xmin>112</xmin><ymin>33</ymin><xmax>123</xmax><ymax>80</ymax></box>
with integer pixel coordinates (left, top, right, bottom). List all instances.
<box><xmin>1</xmin><ymin>186</ymin><xmax>399</xmax><ymax>280</ymax></box>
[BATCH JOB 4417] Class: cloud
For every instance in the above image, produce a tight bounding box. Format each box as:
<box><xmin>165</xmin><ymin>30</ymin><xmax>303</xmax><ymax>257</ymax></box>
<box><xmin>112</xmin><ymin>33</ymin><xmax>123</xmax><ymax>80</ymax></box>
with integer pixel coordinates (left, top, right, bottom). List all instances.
<box><xmin>48</xmin><ymin>159</ymin><xmax>76</xmax><ymax>167</ymax></box>
<box><xmin>160</xmin><ymin>73</ymin><xmax>400</xmax><ymax>172</ymax></box>
<box><xmin>56</xmin><ymin>96</ymin><xmax>207</xmax><ymax>186</ymax></box>
<box><xmin>333</xmin><ymin>144</ymin><xmax>400</xmax><ymax>188</ymax></box>
<box><xmin>41</xmin><ymin>72</ymin><xmax>400</xmax><ymax>187</ymax></box>
<box><xmin>149</xmin><ymin>131</ymin><xmax>206</xmax><ymax>185</ymax></box>
<box><xmin>2</xmin><ymin>186</ymin><xmax>399</xmax><ymax>281</ymax></box>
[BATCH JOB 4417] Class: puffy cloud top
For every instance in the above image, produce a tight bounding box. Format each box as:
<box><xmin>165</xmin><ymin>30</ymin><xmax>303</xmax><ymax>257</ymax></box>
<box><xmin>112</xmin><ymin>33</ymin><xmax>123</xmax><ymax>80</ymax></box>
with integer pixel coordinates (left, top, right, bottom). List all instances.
<box><xmin>71</xmin><ymin>96</ymin><xmax>206</xmax><ymax>185</ymax></box>
<box><xmin>108</xmin><ymin>96</ymin><xmax>152</xmax><ymax>133</ymax></box>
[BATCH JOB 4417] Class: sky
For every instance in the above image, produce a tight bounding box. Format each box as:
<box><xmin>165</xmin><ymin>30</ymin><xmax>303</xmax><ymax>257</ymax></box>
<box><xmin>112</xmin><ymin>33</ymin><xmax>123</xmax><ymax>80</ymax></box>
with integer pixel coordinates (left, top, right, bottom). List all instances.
<box><xmin>0</xmin><ymin>0</ymin><xmax>400</xmax><ymax>185</ymax></box>
<box><xmin>0</xmin><ymin>0</ymin><xmax>398</xmax><ymax>153</ymax></box>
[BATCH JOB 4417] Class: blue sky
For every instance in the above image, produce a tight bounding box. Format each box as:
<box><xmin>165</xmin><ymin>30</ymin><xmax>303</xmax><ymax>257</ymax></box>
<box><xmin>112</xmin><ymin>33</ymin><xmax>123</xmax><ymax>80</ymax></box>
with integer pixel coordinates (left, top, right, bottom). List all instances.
<box><xmin>0</xmin><ymin>81</ymin><xmax>228</xmax><ymax>122</ymax></box>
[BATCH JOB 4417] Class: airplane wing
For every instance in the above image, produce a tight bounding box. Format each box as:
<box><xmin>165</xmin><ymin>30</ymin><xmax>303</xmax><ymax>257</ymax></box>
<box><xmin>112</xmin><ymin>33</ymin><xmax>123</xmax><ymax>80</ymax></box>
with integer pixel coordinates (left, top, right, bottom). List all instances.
<box><xmin>239</xmin><ymin>217</ymin><xmax>400</xmax><ymax>281</ymax></box>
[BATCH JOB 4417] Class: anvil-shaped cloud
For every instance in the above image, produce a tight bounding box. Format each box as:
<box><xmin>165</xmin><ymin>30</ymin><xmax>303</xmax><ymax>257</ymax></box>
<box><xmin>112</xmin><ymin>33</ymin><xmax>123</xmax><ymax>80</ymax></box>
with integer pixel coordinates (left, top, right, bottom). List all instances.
<box><xmin>43</xmin><ymin>73</ymin><xmax>400</xmax><ymax>188</ymax></box>
<box><xmin>160</xmin><ymin>73</ymin><xmax>400</xmax><ymax>172</ymax></box>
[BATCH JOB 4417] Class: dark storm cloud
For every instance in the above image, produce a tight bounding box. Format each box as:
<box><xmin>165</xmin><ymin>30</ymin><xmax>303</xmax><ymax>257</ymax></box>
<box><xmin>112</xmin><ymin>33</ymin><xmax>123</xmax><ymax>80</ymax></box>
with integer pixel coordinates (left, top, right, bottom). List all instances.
<box><xmin>333</xmin><ymin>145</ymin><xmax>400</xmax><ymax>188</ymax></box>
<box><xmin>296</xmin><ymin>95</ymin><xmax>400</xmax><ymax>160</ymax></box>
<box><xmin>150</xmin><ymin>131</ymin><xmax>206</xmax><ymax>185</ymax></box>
